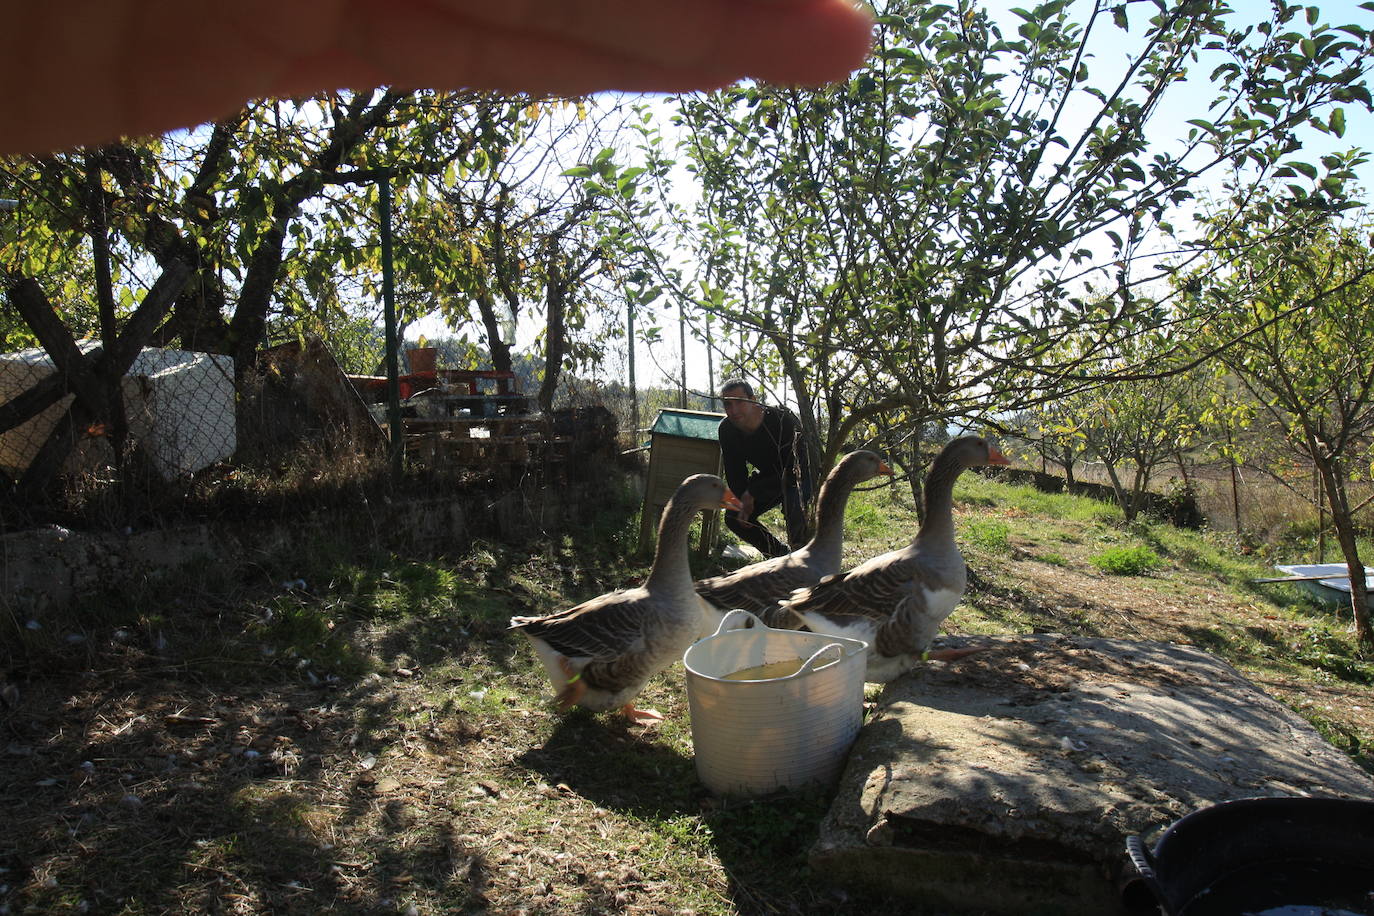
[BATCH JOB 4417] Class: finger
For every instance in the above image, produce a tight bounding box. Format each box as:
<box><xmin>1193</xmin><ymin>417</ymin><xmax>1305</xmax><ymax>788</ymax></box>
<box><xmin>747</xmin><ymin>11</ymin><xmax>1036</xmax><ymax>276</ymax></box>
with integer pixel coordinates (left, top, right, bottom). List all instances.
<box><xmin>2</xmin><ymin>0</ymin><xmax>873</xmax><ymax>155</ymax></box>
<box><xmin>434</xmin><ymin>0</ymin><xmax>875</xmax><ymax>88</ymax></box>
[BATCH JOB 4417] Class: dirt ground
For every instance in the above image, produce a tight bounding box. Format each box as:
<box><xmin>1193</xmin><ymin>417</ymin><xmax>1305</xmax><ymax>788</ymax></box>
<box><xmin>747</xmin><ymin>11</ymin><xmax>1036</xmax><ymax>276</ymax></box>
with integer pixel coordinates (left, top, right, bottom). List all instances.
<box><xmin>2</xmin><ymin>545</ymin><xmax>1371</xmax><ymax>915</ymax></box>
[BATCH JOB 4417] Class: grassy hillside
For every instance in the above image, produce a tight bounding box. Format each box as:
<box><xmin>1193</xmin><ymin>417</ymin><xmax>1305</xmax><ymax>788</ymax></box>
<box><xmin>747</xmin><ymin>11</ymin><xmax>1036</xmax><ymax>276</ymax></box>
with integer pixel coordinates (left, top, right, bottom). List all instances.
<box><xmin>3</xmin><ymin>473</ymin><xmax>1371</xmax><ymax>915</ymax></box>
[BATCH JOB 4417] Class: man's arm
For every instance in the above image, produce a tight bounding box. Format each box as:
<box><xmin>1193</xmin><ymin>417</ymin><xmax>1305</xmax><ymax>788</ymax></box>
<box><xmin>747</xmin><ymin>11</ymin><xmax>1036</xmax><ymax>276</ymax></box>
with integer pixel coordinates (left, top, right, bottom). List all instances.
<box><xmin>718</xmin><ymin>420</ymin><xmax>749</xmax><ymax>497</ymax></box>
<box><xmin>718</xmin><ymin>420</ymin><xmax>757</xmax><ymax>525</ymax></box>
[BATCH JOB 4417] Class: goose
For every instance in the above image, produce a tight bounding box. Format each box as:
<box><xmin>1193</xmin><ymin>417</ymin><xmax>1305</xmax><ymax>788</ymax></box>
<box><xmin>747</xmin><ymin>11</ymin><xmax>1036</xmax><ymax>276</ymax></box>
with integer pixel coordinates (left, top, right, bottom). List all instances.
<box><xmin>779</xmin><ymin>436</ymin><xmax>1010</xmax><ymax>682</ymax></box>
<box><xmin>510</xmin><ymin>474</ymin><xmax>741</xmax><ymax>724</ymax></box>
<box><xmin>693</xmin><ymin>450</ymin><xmax>893</xmax><ymax>628</ymax></box>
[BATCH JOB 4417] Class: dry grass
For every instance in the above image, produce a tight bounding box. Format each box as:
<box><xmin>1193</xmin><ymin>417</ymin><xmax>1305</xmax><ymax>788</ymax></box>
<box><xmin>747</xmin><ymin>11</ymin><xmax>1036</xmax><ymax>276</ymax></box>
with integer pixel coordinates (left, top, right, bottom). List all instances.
<box><xmin>1</xmin><ymin>473</ymin><xmax>1372</xmax><ymax>915</ymax></box>
<box><xmin>1067</xmin><ymin>459</ymin><xmax>1374</xmax><ymax>550</ymax></box>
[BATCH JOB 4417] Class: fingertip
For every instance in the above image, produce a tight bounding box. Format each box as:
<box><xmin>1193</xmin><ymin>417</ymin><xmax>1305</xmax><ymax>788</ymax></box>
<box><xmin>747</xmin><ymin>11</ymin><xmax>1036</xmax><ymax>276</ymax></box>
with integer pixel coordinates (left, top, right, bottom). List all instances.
<box><xmin>742</xmin><ymin>0</ymin><xmax>875</xmax><ymax>86</ymax></box>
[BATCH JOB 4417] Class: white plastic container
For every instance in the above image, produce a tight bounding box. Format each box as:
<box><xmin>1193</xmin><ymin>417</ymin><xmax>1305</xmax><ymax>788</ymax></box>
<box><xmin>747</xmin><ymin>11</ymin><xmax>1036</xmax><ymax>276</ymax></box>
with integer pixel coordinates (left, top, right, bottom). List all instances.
<box><xmin>0</xmin><ymin>343</ymin><xmax>235</xmax><ymax>479</ymax></box>
<box><xmin>683</xmin><ymin>609</ymin><xmax>869</xmax><ymax>796</ymax></box>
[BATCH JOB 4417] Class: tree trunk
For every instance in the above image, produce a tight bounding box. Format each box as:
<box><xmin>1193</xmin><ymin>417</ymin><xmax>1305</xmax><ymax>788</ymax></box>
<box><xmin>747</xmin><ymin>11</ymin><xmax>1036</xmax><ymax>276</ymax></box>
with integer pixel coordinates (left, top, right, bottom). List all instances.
<box><xmin>908</xmin><ymin>428</ymin><xmax>927</xmax><ymax>522</ymax></box>
<box><xmin>227</xmin><ymin>215</ymin><xmax>293</xmax><ymax>377</ymax></box>
<box><xmin>6</xmin><ymin>263</ymin><xmax>189</xmax><ymax>497</ymax></box>
<box><xmin>705</xmin><ymin>312</ymin><xmax>716</xmax><ymax>407</ymax></box>
<box><xmin>84</xmin><ymin>153</ymin><xmax>128</xmax><ymax>467</ymax></box>
<box><xmin>627</xmin><ymin>301</ymin><xmax>638</xmax><ymax>435</ymax></box>
<box><xmin>1058</xmin><ymin>454</ymin><xmax>1076</xmax><ymax>488</ymax></box>
<box><xmin>474</xmin><ymin>291</ymin><xmax>513</xmax><ymax>374</ymax></box>
<box><xmin>678</xmin><ymin>297</ymin><xmax>687</xmax><ymax>409</ymax></box>
<box><xmin>1101</xmin><ymin>459</ymin><xmax>1135</xmax><ymax>521</ymax></box>
<box><xmin>100</xmin><ymin>133</ymin><xmax>237</xmax><ymax>354</ymax></box>
<box><xmin>1316</xmin><ymin>457</ymin><xmax>1373</xmax><ymax>646</ymax></box>
<box><xmin>1316</xmin><ymin>466</ymin><xmax>1327</xmax><ymax>562</ymax></box>
<box><xmin>536</xmin><ymin>258</ymin><xmax>566</xmax><ymax>412</ymax></box>
<box><xmin>780</xmin><ymin>358</ymin><xmax>821</xmax><ymax>488</ymax></box>
<box><xmin>1131</xmin><ymin>464</ymin><xmax>1152</xmax><ymax>522</ymax></box>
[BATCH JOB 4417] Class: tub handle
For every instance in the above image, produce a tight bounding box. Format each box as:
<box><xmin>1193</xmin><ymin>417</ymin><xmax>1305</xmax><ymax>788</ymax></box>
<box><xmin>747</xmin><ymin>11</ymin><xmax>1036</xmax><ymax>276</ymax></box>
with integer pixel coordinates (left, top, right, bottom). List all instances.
<box><xmin>1123</xmin><ymin>834</ymin><xmax>1171</xmax><ymax>914</ymax></box>
<box><xmin>715</xmin><ymin>608</ymin><xmax>766</xmax><ymax>636</ymax></box>
<box><xmin>797</xmin><ymin>642</ymin><xmax>846</xmax><ymax>676</ymax></box>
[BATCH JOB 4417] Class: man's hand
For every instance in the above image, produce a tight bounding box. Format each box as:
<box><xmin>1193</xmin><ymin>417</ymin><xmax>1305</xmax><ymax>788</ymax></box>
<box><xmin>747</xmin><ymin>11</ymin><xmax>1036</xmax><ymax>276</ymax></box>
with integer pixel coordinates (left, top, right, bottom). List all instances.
<box><xmin>736</xmin><ymin>491</ymin><xmax>756</xmax><ymax>527</ymax></box>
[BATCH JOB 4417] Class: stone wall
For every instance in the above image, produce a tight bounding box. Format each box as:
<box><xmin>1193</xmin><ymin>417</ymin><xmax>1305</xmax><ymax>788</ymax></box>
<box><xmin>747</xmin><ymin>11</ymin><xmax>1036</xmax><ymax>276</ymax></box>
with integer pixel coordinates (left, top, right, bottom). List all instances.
<box><xmin>0</xmin><ymin>473</ymin><xmax>635</xmax><ymax>615</ymax></box>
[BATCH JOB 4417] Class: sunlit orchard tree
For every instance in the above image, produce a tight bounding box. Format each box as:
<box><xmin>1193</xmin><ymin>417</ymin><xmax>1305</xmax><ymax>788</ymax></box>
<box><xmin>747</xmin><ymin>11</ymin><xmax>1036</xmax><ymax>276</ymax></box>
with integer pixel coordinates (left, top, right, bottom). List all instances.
<box><xmin>1005</xmin><ymin>402</ymin><xmax>1090</xmax><ymax>486</ymax></box>
<box><xmin>1000</xmin><ymin>332</ymin><xmax>1112</xmax><ymax>486</ymax></box>
<box><xmin>1069</xmin><ymin>328</ymin><xmax>1208</xmax><ymax>522</ymax></box>
<box><xmin>394</xmin><ymin>96</ymin><xmax>652</xmax><ymax>410</ymax></box>
<box><xmin>673</xmin><ymin>0</ymin><xmax>1373</xmax><ymax>481</ymax></box>
<box><xmin>0</xmin><ymin>90</ymin><xmax>501</xmax><ymax>494</ymax></box>
<box><xmin>0</xmin><ymin>89</ymin><xmax>649</xmax><ymax>494</ymax></box>
<box><xmin>8</xmin><ymin>93</ymin><xmax>502</xmax><ymax>370</ymax></box>
<box><xmin>1184</xmin><ymin>204</ymin><xmax>1374</xmax><ymax>645</ymax></box>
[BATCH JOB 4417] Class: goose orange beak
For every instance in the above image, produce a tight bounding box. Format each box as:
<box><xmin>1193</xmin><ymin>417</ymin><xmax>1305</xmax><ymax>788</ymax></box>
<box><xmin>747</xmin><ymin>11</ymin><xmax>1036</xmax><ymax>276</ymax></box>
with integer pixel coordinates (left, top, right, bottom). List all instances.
<box><xmin>721</xmin><ymin>490</ymin><xmax>744</xmax><ymax>512</ymax></box>
<box><xmin>988</xmin><ymin>446</ymin><xmax>1012</xmax><ymax>466</ymax></box>
<box><xmin>878</xmin><ymin>460</ymin><xmax>895</xmax><ymax>476</ymax></box>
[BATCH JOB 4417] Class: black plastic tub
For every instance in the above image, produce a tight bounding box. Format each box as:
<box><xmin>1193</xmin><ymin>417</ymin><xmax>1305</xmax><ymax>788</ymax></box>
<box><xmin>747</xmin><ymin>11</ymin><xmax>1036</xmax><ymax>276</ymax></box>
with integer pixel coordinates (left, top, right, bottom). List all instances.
<box><xmin>1125</xmin><ymin>796</ymin><xmax>1374</xmax><ymax>915</ymax></box>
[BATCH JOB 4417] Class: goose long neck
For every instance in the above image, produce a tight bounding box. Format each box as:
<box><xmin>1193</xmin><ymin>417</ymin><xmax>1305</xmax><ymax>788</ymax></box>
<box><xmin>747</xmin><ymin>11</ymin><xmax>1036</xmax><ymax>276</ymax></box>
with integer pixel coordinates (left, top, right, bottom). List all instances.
<box><xmin>918</xmin><ymin>455</ymin><xmax>963</xmax><ymax>544</ymax></box>
<box><xmin>646</xmin><ymin>498</ymin><xmax>699</xmax><ymax>592</ymax></box>
<box><xmin>806</xmin><ymin>470</ymin><xmax>857</xmax><ymax>563</ymax></box>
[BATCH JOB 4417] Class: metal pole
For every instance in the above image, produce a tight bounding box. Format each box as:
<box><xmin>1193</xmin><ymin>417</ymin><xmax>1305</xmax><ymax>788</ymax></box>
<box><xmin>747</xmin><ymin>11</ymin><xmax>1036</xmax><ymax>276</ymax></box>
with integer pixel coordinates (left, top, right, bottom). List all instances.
<box><xmin>380</xmin><ymin>175</ymin><xmax>403</xmax><ymax>483</ymax></box>
<box><xmin>678</xmin><ymin>297</ymin><xmax>687</xmax><ymax>409</ymax></box>
<box><xmin>628</xmin><ymin>299</ymin><xmax>638</xmax><ymax>437</ymax></box>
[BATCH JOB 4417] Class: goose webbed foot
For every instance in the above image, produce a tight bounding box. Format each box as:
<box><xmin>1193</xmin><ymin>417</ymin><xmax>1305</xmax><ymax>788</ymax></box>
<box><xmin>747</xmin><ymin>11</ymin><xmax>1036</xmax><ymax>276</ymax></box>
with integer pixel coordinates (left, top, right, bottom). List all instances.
<box><xmin>555</xmin><ymin>656</ymin><xmax>588</xmax><ymax>710</ymax></box>
<box><xmin>621</xmin><ymin>704</ymin><xmax>664</xmax><ymax>724</ymax></box>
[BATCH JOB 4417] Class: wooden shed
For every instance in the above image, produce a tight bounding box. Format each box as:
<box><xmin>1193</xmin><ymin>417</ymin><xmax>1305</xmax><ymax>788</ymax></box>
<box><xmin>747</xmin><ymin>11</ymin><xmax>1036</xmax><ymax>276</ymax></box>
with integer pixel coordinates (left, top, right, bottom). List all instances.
<box><xmin>638</xmin><ymin>408</ymin><xmax>726</xmax><ymax>557</ymax></box>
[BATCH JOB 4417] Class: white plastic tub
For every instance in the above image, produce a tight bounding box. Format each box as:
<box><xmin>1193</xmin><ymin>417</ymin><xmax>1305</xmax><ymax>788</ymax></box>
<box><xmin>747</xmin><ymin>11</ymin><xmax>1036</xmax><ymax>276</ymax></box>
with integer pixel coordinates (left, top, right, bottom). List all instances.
<box><xmin>683</xmin><ymin>609</ymin><xmax>868</xmax><ymax>796</ymax></box>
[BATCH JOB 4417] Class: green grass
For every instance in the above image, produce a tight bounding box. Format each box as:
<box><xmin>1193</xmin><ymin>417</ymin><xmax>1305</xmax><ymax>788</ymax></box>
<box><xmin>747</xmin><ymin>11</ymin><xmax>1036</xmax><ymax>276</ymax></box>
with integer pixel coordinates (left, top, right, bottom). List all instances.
<box><xmin>961</xmin><ymin>517</ymin><xmax>1012</xmax><ymax>553</ymax></box>
<box><xmin>1289</xmin><ymin>623</ymin><xmax>1374</xmax><ymax>685</ymax></box>
<box><xmin>1090</xmin><ymin>544</ymin><xmax>1164</xmax><ymax>575</ymax></box>
<box><xmin>843</xmin><ymin>492</ymin><xmax>896</xmax><ymax>543</ymax></box>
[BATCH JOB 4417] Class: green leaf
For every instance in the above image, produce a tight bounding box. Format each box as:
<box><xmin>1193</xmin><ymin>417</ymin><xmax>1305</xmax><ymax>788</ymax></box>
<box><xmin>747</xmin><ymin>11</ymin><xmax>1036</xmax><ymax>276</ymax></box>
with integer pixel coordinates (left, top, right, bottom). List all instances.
<box><xmin>1330</xmin><ymin>108</ymin><xmax>1346</xmax><ymax>138</ymax></box>
<box><xmin>918</xmin><ymin>4</ymin><xmax>952</xmax><ymax>26</ymax></box>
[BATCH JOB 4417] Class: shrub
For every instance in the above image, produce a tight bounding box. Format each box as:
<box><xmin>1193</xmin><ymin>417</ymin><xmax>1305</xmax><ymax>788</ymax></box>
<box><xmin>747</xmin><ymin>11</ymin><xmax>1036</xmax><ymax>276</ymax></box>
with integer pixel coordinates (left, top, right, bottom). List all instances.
<box><xmin>1090</xmin><ymin>544</ymin><xmax>1162</xmax><ymax>576</ymax></box>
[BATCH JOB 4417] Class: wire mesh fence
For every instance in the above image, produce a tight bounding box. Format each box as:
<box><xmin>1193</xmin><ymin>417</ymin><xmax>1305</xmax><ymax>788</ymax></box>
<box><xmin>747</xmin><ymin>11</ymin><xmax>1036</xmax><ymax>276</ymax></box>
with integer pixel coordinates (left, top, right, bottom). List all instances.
<box><xmin>0</xmin><ymin>334</ymin><xmax>624</xmax><ymax>535</ymax></box>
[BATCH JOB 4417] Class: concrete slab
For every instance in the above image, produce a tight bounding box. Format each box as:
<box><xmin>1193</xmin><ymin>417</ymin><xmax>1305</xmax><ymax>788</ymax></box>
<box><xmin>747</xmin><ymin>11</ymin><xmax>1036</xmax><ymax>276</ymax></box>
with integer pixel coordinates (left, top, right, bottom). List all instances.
<box><xmin>810</xmin><ymin>634</ymin><xmax>1374</xmax><ymax>915</ymax></box>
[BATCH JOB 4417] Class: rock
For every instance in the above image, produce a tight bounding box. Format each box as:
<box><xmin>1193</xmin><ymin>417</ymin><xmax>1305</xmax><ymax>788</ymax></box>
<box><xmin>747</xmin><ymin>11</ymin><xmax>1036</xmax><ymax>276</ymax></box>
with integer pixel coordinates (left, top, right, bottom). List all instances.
<box><xmin>809</xmin><ymin>634</ymin><xmax>1374</xmax><ymax>915</ymax></box>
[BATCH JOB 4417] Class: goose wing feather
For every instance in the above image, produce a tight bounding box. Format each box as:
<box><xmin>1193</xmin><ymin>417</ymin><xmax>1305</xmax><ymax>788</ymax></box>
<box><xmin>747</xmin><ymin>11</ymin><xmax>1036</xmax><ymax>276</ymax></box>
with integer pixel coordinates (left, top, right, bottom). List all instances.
<box><xmin>511</xmin><ymin>588</ymin><xmax>655</xmax><ymax>663</ymax></box>
<box><xmin>786</xmin><ymin>548</ymin><xmax>917</xmax><ymax>626</ymax></box>
<box><xmin>694</xmin><ymin>555</ymin><xmax>813</xmax><ymax>616</ymax></box>
<box><xmin>873</xmin><ymin>590</ymin><xmax>946</xmax><ymax>658</ymax></box>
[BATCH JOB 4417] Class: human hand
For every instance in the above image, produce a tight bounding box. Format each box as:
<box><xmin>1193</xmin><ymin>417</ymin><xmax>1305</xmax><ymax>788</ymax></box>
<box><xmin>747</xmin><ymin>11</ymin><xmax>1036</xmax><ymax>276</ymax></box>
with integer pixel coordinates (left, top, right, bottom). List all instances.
<box><xmin>737</xmin><ymin>491</ymin><xmax>757</xmax><ymax>527</ymax></box>
<box><xmin>4</xmin><ymin>0</ymin><xmax>875</xmax><ymax>156</ymax></box>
